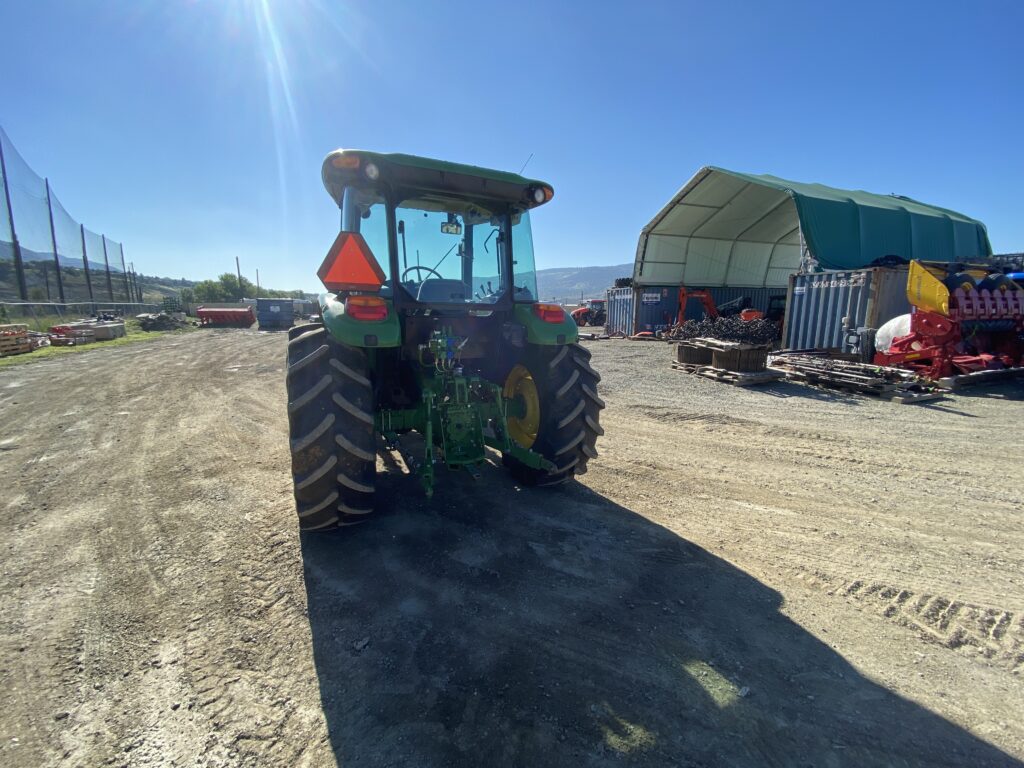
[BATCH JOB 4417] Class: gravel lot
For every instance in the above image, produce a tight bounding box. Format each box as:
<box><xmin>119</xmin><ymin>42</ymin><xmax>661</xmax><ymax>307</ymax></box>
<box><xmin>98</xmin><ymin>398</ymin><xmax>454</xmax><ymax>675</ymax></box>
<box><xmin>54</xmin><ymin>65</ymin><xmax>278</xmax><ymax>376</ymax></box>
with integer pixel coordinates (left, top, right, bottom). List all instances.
<box><xmin>1</xmin><ymin>330</ymin><xmax>1022</xmax><ymax>767</ymax></box>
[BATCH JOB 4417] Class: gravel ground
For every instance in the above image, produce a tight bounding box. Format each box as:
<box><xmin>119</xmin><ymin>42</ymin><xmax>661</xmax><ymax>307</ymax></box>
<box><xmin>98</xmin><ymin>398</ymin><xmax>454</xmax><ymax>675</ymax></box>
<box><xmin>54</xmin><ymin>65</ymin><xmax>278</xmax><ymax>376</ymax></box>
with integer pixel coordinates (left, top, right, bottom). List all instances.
<box><xmin>0</xmin><ymin>330</ymin><xmax>1022</xmax><ymax>767</ymax></box>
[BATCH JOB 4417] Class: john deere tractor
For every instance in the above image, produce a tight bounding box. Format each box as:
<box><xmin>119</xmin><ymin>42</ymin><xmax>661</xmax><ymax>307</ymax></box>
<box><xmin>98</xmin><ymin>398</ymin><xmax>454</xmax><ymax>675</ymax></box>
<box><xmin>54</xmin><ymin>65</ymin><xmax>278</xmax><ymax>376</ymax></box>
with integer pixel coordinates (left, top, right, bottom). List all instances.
<box><xmin>285</xmin><ymin>150</ymin><xmax>604</xmax><ymax>530</ymax></box>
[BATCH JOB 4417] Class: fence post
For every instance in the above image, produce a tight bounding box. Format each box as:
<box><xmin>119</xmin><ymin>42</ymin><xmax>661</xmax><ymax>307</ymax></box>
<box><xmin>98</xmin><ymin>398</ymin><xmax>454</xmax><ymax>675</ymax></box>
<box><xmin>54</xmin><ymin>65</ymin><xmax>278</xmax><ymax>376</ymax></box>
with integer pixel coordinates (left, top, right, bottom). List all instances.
<box><xmin>101</xmin><ymin>235</ymin><xmax>114</xmax><ymax>301</ymax></box>
<box><xmin>44</xmin><ymin>179</ymin><xmax>66</xmax><ymax>303</ymax></box>
<box><xmin>129</xmin><ymin>263</ymin><xmax>138</xmax><ymax>303</ymax></box>
<box><xmin>131</xmin><ymin>262</ymin><xmax>142</xmax><ymax>303</ymax></box>
<box><xmin>79</xmin><ymin>224</ymin><xmax>95</xmax><ymax>304</ymax></box>
<box><xmin>0</xmin><ymin>135</ymin><xmax>28</xmax><ymax>300</ymax></box>
<box><xmin>120</xmin><ymin>245</ymin><xmax>131</xmax><ymax>302</ymax></box>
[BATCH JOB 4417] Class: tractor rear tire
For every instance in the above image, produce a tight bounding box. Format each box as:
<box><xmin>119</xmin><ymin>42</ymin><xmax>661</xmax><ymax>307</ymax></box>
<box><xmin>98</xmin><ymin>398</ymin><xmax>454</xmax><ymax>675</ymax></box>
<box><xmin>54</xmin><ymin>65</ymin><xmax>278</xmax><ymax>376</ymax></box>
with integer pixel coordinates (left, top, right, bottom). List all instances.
<box><xmin>503</xmin><ymin>342</ymin><xmax>604</xmax><ymax>486</ymax></box>
<box><xmin>286</xmin><ymin>323</ymin><xmax>376</xmax><ymax>531</ymax></box>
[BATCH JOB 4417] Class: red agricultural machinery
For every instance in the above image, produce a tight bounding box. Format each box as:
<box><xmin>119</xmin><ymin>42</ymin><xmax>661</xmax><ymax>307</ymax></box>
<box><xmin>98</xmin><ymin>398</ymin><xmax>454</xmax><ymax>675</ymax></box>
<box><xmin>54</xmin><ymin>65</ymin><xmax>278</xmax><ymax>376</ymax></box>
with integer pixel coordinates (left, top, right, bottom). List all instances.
<box><xmin>874</xmin><ymin>262</ymin><xmax>1024</xmax><ymax>379</ymax></box>
<box><xmin>571</xmin><ymin>298</ymin><xmax>606</xmax><ymax>327</ymax></box>
<box><xmin>196</xmin><ymin>306</ymin><xmax>255</xmax><ymax>328</ymax></box>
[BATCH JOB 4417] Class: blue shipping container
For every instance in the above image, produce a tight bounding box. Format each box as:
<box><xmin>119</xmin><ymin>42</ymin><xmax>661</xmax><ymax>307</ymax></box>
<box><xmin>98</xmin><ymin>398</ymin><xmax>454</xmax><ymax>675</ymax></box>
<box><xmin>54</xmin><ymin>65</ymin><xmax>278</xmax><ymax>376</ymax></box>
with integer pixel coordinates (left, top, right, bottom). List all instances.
<box><xmin>257</xmin><ymin>298</ymin><xmax>294</xmax><ymax>329</ymax></box>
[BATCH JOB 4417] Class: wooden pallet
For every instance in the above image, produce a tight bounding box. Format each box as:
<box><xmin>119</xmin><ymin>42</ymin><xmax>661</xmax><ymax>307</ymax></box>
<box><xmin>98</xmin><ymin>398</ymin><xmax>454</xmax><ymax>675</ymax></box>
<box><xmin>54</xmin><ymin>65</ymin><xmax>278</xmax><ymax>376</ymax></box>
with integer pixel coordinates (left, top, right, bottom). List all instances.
<box><xmin>670</xmin><ymin>361</ymin><xmax>784</xmax><ymax>386</ymax></box>
<box><xmin>935</xmin><ymin>367</ymin><xmax>1024</xmax><ymax>390</ymax></box>
<box><xmin>0</xmin><ymin>336</ymin><xmax>32</xmax><ymax>357</ymax></box>
<box><xmin>882</xmin><ymin>390</ymin><xmax>946</xmax><ymax>404</ymax></box>
<box><xmin>697</xmin><ymin>366</ymin><xmax>785</xmax><ymax>387</ymax></box>
<box><xmin>0</xmin><ymin>323</ymin><xmax>29</xmax><ymax>336</ymax></box>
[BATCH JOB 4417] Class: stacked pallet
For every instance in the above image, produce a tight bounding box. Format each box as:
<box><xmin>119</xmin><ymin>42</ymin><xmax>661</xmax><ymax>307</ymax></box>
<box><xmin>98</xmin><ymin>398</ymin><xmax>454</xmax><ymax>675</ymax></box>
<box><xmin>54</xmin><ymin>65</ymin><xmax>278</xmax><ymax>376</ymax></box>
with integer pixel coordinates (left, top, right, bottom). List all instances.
<box><xmin>0</xmin><ymin>324</ymin><xmax>31</xmax><ymax>357</ymax></box>
<box><xmin>769</xmin><ymin>353</ymin><xmax>942</xmax><ymax>403</ymax></box>
<box><xmin>670</xmin><ymin>338</ymin><xmax>783</xmax><ymax>386</ymax></box>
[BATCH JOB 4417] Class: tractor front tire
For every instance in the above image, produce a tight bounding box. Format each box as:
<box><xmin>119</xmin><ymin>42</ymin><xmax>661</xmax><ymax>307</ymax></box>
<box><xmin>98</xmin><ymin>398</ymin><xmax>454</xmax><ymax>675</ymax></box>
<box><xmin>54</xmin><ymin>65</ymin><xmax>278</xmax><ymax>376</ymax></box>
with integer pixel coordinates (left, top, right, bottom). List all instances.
<box><xmin>503</xmin><ymin>343</ymin><xmax>604</xmax><ymax>486</ymax></box>
<box><xmin>286</xmin><ymin>323</ymin><xmax>376</xmax><ymax>531</ymax></box>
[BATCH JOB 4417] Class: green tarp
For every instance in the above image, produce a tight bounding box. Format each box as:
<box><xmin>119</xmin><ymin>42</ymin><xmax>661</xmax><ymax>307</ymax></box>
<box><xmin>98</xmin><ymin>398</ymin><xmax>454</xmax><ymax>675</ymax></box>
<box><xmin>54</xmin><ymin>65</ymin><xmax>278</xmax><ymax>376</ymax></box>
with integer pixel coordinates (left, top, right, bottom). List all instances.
<box><xmin>634</xmin><ymin>167</ymin><xmax>992</xmax><ymax>288</ymax></box>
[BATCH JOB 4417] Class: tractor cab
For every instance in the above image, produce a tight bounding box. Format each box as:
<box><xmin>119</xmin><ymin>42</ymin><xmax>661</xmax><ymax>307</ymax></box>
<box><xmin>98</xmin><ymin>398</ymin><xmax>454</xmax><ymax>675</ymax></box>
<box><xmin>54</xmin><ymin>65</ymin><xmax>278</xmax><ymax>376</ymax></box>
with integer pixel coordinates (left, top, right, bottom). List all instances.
<box><xmin>320</xmin><ymin>150</ymin><xmax>554</xmax><ymax>316</ymax></box>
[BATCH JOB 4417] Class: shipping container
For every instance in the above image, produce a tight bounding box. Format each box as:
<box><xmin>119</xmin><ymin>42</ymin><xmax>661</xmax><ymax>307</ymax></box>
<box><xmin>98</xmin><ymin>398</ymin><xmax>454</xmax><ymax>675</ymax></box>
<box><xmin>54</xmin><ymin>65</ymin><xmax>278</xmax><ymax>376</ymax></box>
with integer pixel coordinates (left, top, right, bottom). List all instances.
<box><xmin>605</xmin><ymin>286</ymin><xmax>677</xmax><ymax>335</ymax></box>
<box><xmin>257</xmin><ymin>298</ymin><xmax>294</xmax><ymax>330</ymax></box>
<box><xmin>605</xmin><ymin>287</ymin><xmax>634</xmax><ymax>335</ymax></box>
<box><xmin>782</xmin><ymin>267</ymin><xmax>910</xmax><ymax>351</ymax></box>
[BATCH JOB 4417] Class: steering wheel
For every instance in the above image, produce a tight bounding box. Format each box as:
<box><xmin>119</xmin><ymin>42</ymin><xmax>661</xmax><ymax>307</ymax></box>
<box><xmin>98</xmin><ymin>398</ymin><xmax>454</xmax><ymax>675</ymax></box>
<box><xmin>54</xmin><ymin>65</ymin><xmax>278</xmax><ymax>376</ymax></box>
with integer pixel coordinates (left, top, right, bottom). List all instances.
<box><xmin>401</xmin><ymin>265</ymin><xmax>444</xmax><ymax>283</ymax></box>
<box><xmin>401</xmin><ymin>264</ymin><xmax>449</xmax><ymax>301</ymax></box>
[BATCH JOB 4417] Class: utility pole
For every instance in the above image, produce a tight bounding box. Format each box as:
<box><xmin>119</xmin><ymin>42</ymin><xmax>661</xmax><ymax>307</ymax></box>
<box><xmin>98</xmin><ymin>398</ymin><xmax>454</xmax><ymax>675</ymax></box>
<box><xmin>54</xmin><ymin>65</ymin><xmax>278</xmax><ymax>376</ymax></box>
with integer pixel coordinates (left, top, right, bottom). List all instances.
<box><xmin>235</xmin><ymin>256</ymin><xmax>243</xmax><ymax>299</ymax></box>
<box><xmin>0</xmin><ymin>135</ymin><xmax>28</xmax><ymax>300</ymax></box>
<box><xmin>44</xmin><ymin>179</ymin><xmax>66</xmax><ymax>303</ymax></box>
<box><xmin>256</xmin><ymin>268</ymin><xmax>260</xmax><ymax>299</ymax></box>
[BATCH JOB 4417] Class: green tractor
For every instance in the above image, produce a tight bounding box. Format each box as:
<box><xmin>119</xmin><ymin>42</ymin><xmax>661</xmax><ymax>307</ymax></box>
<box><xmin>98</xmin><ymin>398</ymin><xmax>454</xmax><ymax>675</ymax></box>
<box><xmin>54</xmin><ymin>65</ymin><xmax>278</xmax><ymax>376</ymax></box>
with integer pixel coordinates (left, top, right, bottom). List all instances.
<box><xmin>285</xmin><ymin>150</ymin><xmax>604</xmax><ymax>530</ymax></box>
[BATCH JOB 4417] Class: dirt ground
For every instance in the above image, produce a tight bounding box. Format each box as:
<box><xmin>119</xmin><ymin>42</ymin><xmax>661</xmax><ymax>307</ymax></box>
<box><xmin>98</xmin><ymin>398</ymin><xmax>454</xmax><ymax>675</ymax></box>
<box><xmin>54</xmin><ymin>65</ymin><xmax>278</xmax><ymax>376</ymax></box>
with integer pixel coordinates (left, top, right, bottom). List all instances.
<box><xmin>1</xmin><ymin>330</ymin><xmax>1022</xmax><ymax>767</ymax></box>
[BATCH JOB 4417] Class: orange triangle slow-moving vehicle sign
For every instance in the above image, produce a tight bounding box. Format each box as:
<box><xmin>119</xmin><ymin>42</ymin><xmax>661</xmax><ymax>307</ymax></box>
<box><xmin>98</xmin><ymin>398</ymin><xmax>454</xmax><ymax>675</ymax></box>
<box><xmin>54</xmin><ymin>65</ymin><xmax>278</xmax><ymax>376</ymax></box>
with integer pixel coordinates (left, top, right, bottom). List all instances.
<box><xmin>317</xmin><ymin>231</ymin><xmax>387</xmax><ymax>291</ymax></box>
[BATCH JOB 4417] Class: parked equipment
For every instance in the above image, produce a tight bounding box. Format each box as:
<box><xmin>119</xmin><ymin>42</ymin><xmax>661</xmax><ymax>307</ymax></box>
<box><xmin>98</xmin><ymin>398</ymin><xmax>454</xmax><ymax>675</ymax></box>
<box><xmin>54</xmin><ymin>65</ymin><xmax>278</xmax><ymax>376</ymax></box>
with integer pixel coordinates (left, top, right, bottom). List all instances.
<box><xmin>197</xmin><ymin>306</ymin><xmax>255</xmax><ymax>328</ymax></box>
<box><xmin>676</xmin><ymin>286</ymin><xmax>721</xmax><ymax>322</ymax></box>
<box><xmin>285</xmin><ymin>150</ymin><xmax>604</xmax><ymax>531</ymax></box>
<box><xmin>571</xmin><ymin>298</ymin><xmax>606</xmax><ymax>327</ymax></box>
<box><xmin>873</xmin><ymin>261</ymin><xmax>1024</xmax><ymax>379</ymax></box>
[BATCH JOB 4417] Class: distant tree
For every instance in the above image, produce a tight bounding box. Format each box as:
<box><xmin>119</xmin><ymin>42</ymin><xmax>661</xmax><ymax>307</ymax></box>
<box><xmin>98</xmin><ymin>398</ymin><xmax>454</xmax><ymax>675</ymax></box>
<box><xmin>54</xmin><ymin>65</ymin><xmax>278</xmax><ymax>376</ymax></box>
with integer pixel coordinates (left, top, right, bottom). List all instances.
<box><xmin>179</xmin><ymin>287</ymin><xmax>195</xmax><ymax>305</ymax></box>
<box><xmin>29</xmin><ymin>287</ymin><xmax>46</xmax><ymax>301</ymax></box>
<box><xmin>192</xmin><ymin>280</ymin><xmax>230</xmax><ymax>302</ymax></box>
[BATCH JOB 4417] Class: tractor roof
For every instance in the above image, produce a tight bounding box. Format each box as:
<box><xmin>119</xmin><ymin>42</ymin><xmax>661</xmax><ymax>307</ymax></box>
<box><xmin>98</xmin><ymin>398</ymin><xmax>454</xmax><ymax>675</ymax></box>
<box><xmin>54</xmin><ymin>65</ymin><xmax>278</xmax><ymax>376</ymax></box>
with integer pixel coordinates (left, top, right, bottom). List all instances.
<box><xmin>322</xmin><ymin>149</ymin><xmax>554</xmax><ymax>211</ymax></box>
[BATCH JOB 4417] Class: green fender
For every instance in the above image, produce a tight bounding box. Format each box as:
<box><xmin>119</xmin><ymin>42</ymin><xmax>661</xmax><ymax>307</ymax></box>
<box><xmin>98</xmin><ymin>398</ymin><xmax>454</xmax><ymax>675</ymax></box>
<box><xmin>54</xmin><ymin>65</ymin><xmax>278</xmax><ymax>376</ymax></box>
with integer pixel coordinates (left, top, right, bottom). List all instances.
<box><xmin>319</xmin><ymin>293</ymin><xmax>401</xmax><ymax>348</ymax></box>
<box><xmin>513</xmin><ymin>304</ymin><xmax>579</xmax><ymax>345</ymax></box>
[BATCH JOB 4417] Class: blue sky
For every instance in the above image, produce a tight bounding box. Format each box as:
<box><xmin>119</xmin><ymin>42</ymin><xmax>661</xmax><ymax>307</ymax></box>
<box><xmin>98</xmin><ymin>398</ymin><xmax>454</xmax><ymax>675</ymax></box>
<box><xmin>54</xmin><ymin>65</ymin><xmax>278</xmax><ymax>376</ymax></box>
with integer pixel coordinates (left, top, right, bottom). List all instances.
<box><xmin>0</xmin><ymin>0</ymin><xmax>1020</xmax><ymax>291</ymax></box>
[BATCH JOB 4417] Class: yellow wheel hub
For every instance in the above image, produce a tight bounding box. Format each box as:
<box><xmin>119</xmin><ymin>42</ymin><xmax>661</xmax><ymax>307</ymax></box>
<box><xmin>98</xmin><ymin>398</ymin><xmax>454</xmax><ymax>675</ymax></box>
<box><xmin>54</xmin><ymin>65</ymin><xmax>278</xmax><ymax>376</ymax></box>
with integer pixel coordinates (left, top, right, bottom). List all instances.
<box><xmin>503</xmin><ymin>364</ymin><xmax>540</xmax><ymax>449</ymax></box>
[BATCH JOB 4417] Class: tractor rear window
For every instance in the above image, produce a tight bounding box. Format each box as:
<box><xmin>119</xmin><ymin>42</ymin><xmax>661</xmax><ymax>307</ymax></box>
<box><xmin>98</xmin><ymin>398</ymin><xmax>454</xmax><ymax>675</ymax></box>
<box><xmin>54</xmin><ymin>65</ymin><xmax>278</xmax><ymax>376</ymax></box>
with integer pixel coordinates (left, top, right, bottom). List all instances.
<box><xmin>511</xmin><ymin>211</ymin><xmax>538</xmax><ymax>302</ymax></box>
<box><xmin>340</xmin><ymin>188</ymin><xmax>392</xmax><ymax>292</ymax></box>
<box><xmin>395</xmin><ymin>198</ymin><xmax>509</xmax><ymax>304</ymax></box>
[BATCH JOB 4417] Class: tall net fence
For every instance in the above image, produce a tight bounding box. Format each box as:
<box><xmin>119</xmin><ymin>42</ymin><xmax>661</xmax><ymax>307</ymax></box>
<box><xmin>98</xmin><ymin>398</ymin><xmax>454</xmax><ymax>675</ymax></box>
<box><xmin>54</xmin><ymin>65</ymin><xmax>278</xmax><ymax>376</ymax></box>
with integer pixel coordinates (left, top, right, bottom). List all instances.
<box><xmin>0</xmin><ymin>125</ymin><xmax>141</xmax><ymax>305</ymax></box>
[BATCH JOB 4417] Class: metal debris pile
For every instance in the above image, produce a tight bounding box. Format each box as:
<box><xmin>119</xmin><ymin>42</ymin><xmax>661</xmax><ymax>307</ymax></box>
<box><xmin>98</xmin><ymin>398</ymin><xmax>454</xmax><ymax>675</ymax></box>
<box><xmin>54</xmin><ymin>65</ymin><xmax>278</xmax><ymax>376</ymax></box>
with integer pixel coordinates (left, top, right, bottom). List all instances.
<box><xmin>136</xmin><ymin>312</ymin><xmax>188</xmax><ymax>331</ymax></box>
<box><xmin>769</xmin><ymin>352</ymin><xmax>940</xmax><ymax>401</ymax></box>
<box><xmin>663</xmin><ymin>316</ymin><xmax>780</xmax><ymax>345</ymax></box>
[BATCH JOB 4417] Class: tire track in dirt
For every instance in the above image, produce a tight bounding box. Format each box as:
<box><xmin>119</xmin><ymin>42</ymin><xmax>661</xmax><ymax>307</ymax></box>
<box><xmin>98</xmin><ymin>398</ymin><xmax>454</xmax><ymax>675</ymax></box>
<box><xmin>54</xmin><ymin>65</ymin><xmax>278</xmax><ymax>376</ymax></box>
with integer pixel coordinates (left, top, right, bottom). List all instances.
<box><xmin>788</xmin><ymin>568</ymin><xmax>1024</xmax><ymax>670</ymax></box>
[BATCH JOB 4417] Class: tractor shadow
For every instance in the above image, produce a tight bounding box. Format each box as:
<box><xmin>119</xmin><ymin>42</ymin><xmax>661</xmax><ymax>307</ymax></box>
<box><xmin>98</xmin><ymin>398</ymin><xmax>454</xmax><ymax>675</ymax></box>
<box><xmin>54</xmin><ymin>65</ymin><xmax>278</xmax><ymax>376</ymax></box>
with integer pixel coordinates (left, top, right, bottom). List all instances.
<box><xmin>300</xmin><ymin>462</ymin><xmax>1019</xmax><ymax>768</ymax></box>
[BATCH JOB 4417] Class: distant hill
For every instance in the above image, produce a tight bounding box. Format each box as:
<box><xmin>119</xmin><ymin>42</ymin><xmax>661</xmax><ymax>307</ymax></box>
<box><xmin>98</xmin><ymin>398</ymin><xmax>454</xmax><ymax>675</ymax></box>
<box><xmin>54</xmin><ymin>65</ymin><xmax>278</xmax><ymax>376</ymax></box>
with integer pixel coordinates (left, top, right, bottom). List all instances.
<box><xmin>535</xmin><ymin>263</ymin><xmax>633</xmax><ymax>304</ymax></box>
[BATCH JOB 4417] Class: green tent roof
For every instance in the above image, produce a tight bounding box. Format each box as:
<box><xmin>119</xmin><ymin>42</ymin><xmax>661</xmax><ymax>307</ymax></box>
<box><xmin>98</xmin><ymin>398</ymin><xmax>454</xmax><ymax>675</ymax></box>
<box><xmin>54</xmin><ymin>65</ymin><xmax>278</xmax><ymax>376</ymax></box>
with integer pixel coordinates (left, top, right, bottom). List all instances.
<box><xmin>634</xmin><ymin>167</ymin><xmax>992</xmax><ymax>288</ymax></box>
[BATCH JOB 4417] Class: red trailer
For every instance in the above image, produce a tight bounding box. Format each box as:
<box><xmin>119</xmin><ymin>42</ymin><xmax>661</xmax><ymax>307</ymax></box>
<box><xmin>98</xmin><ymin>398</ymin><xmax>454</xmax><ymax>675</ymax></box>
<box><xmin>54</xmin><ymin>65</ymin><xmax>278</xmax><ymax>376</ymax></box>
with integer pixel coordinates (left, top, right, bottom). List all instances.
<box><xmin>196</xmin><ymin>306</ymin><xmax>255</xmax><ymax>328</ymax></box>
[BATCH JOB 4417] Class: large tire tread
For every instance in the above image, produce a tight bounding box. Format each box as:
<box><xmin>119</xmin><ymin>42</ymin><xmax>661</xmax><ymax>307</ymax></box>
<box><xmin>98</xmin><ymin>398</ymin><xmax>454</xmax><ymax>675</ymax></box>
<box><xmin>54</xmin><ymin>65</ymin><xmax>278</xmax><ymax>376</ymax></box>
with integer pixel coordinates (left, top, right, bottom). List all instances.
<box><xmin>506</xmin><ymin>342</ymin><xmax>603</xmax><ymax>487</ymax></box>
<box><xmin>286</xmin><ymin>323</ymin><xmax>376</xmax><ymax>531</ymax></box>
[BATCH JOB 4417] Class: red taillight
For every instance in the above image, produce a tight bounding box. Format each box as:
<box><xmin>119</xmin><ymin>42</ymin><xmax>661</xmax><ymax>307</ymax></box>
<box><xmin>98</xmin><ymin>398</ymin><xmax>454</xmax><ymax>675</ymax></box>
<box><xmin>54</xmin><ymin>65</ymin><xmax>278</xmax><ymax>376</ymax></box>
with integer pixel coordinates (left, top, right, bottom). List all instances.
<box><xmin>533</xmin><ymin>303</ymin><xmax>565</xmax><ymax>323</ymax></box>
<box><xmin>345</xmin><ymin>295</ymin><xmax>388</xmax><ymax>321</ymax></box>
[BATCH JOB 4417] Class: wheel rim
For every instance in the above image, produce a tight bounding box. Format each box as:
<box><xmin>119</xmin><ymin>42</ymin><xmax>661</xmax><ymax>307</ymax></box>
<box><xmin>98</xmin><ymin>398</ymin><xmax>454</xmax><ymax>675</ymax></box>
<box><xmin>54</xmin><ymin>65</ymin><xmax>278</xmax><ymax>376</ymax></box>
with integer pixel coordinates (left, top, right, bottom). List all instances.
<box><xmin>503</xmin><ymin>364</ymin><xmax>540</xmax><ymax>449</ymax></box>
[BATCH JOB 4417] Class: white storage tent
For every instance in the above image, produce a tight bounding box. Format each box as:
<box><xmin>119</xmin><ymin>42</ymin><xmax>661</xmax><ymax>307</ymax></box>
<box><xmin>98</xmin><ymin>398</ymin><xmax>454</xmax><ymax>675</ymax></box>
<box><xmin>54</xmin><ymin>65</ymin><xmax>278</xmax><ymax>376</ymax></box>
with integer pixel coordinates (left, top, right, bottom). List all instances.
<box><xmin>633</xmin><ymin>166</ymin><xmax>991</xmax><ymax>289</ymax></box>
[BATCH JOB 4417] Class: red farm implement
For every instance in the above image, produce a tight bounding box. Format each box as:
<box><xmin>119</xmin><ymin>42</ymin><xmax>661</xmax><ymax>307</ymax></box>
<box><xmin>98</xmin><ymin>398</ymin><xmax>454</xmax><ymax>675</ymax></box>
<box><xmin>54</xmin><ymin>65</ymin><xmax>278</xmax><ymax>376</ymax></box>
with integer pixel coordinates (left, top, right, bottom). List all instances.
<box><xmin>196</xmin><ymin>306</ymin><xmax>255</xmax><ymax>328</ymax></box>
<box><xmin>874</xmin><ymin>262</ymin><xmax>1024</xmax><ymax>380</ymax></box>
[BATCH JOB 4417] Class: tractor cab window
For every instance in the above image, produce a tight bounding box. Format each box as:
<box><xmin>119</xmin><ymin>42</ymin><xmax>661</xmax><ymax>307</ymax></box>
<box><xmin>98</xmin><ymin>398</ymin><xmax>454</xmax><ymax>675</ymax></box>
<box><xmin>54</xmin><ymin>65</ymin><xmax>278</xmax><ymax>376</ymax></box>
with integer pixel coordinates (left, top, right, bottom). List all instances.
<box><xmin>341</xmin><ymin>187</ymin><xmax>392</xmax><ymax>294</ymax></box>
<box><xmin>395</xmin><ymin>197</ymin><xmax>508</xmax><ymax>304</ymax></box>
<box><xmin>510</xmin><ymin>211</ymin><xmax>538</xmax><ymax>302</ymax></box>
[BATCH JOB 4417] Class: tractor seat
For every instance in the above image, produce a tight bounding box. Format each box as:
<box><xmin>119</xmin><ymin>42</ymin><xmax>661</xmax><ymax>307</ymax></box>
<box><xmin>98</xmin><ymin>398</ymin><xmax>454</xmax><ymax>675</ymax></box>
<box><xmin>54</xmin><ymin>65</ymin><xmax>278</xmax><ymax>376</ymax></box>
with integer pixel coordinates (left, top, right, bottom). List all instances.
<box><xmin>416</xmin><ymin>279</ymin><xmax>467</xmax><ymax>302</ymax></box>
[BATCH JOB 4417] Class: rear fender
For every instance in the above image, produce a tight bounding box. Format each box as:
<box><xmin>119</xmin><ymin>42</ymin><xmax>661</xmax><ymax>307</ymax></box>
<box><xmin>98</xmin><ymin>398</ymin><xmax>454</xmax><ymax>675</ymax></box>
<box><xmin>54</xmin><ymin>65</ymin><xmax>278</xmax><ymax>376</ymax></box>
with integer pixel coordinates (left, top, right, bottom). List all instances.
<box><xmin>514</xmin><ymin>304</ymin><xmax>579</xmax><ymax>346</ymax></box>
<box><xmin>320</xmin><ymin>293</ymin><xmax>401</xmax><ymax>348</ymax></box>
